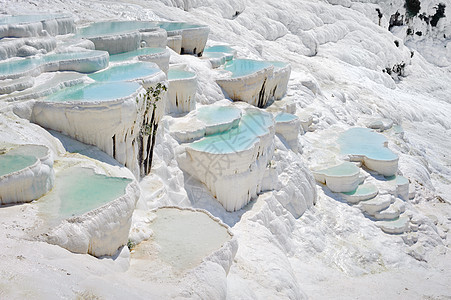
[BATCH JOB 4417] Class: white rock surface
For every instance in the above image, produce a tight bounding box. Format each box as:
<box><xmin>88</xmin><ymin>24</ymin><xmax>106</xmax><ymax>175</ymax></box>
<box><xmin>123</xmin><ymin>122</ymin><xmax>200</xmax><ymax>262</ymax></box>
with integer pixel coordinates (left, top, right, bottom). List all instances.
<box><xmin>47</xmin><ymin>179</ymin><xmax>140</xmax><ymax>257</ymax></box>
<box><xmin>0</xmin><ymin>144</ymin><xmax>54</xmax><ymax>204</ymax></box>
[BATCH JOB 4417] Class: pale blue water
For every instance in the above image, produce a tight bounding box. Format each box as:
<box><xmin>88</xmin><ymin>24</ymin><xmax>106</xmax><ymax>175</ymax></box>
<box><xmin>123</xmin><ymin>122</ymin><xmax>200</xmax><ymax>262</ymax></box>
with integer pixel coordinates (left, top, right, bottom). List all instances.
<box><xmin>204</xmin><ymin>45</ymin><xmax>235</xmax><ymax>54</ymax></box>
<box><xmin>338</xmin><ymin>127</ymin><xmax>398</xmax><ymax>161</ymax></box>
<box><xmin>202</xmin><ymin>52</ymin><xmax>226</xmax><ymax>58</ymax></box>
<box><xmin>189</xmin><ymin>109</ymin><xmax>273</xmax><ymax>154</ymax></box>
<box><xmin>0</xmin><ymin>51</ymin><xmax>106</xmax><ymax>77</ymax></box>
<box><xmin>78</xmin><ymin>21</ymin><xmax>156</xmax><ymax>38</ymax></box>
<box><xmin>385</xmin><ymin>175</ymin><xmax>409</xmax><ymax>185</ymax></box>
<box><xmin>168</xmin><ymin>69</ymin><xmax>196</xmax><ymax>80</ymax></box>
<box><xmin>275</xmin><ymin>112</ymin><xmax>297</xmax><ymax>123</ymax></box>
<box><xmin>0</xmin><ymin>58</ymin><xmax>36</xmax><ymax>76</ymax></box>
<box><xmin>343</xmin><ymin>183</ymin><xmax>378</xmax><ymax>196</ymax></box>
<box><xmin>44</xmin><ymin>81</ymin><xmax>140</xmax><ymax>102</ymax></box>
<box><xmin>53</xmin><ymin>168</ymin><xmax>131</xmax><ymax>219</ymax></box>
<box><xmin>157</xmin><ymin>22</ymin><xmax>202</xmax><ymax>32</ymax></box>
<box><xmin>0</xmin><ymin>154</ymin><xmax>37</xmax><ymax>177</ymax></box>
<box><xmin>197</xmin><ymin>106</ymin><xmax>242</xmax><ymax>126</ymax></box>
<box><xmin>109</xmin><ymin>47</ymin><xmax>165</xmax><ymax>62</ymax></box>
<box><xmin>317</xmin><ymin>162</ymin><xmax>359</xmax><ymax>176</ymax></box>
<box><xmin>89</xmin><ymin>62</ymin><xmax>160</xmax><ymax>82</ymax></box>
<box><xmin>0</xmin><ymin>14</ymin><xmax>69</xmax><ymax>25</ymax></box>
<box><xmin>224</xmin><ymin>59</ymin><xmax>272</xmax><ymax>78</ymax></box>
<box><xmin>7</xmin><ymin>145</ymin><xmax>48</xmax><ymax>159</ymax></box>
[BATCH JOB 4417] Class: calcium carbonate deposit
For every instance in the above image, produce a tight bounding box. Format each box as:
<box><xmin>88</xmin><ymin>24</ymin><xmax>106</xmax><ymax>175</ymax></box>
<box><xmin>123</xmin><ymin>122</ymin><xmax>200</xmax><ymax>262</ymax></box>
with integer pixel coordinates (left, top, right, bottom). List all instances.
<box><xmin>0</xmin><ymin>0</ymin><xmax>450</xmax><ymax>299</ymax></box>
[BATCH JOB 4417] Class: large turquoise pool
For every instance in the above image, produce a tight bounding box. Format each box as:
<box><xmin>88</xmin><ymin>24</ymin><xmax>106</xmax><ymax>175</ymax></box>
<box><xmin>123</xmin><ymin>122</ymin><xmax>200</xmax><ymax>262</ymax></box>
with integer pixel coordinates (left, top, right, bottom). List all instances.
<box><xmin>44</xmin><ymin>81</ymin><xmax>140</xmax><ymax>102</ymax></box>
<box><xmin>189</xmin><ymin>109</ymin><xmax>273</xmax><ymax>154</ymax></box>
<box><xmin>77</xmin><ymin>21</ymin><xmax>156</xmax><ymax>38</ymax></box>
<box><xmin>223</xmin><ymin>59</ymin><xmax>272</xmax><ymax>78</ymax></box>
<box><xmin>88</xmin><ymin>62</ymin><xmax>160</xmax><ymax>82</ymax></box>
<box><xmin>109</xmin><ymin>47</ymin><xmax>166</xmax><ymax>62</ymax></box>
<box><xmin>0</xmin><ymin>154</ymin><xmax>37</xmax><ymax>177</ymax></box>
<box><xmin>338</xmin><ymin>128</ymin><xmax>398</xmax><ymax>161</ymax></box>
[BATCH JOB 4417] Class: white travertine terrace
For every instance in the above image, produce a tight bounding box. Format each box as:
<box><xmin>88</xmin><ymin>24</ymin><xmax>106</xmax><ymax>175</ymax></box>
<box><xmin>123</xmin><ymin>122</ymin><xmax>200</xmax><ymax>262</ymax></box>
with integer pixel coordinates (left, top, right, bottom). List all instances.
<box><xmin>88</xmin><ymin>61</ymin><xmax>166</xmax><ymax>89</ymax></box>
<box><xmin>78</xmin><ymin>21</ymin><xmax>167</xmax><ymax>55</ymax></box>
<box><xmin>338</xmin><ymin>128</ymin><xmax>399</xmax><ymax>176</ymax></box>
<box><xmin>166</xmin><ymin>65</ymin><xmax>197</xmax><ymax>114</ymax></box>
<box><xmin>31</xmin><ymin>78</ymin><xmax>167</xmax><ymax>178</ymax></box>
<box><xmin>0</xmin><ymin>14</ymin><xmax>76</xmax><ymax>39</ymax></box>
<box><xmin>0</xmin><ymin>37</ymin><xmax>57</xmax><ymax>60</ymax></box>
<box><xmin>177</xmin><ymin>105</ymin><xmax>275</xmax><ymax>211</ymax></box>
<box><xmin>168</xmin><ymin>102</ymin><xmax>242</xmax><ymax>143</ymax></box>
<box><xmin>136</xmin><ymin>48</ymin><xmax>170</xmax><ymax>73</ymax></box>
<box><xmin>132</xmin><ymin>206</ymin><xmax>237</xmax><ymax>273</ymax></box>
<box><xmin>216</xmin><ymin>59</ymin><xmax>291</xmax><ymax>108</ymax></box>
<box><xmin>313</xmin><ymin>162</ymin><xmax>361</xmax><ymax>193</ymax></box>
<box><xmin>274</xmin><ymin>112</ymin><xmax>300</xmax><ymax>153</ymax></box>
<box><xmin>166</xmin><ymin>34</ymin><xmax>182</xmax><ymax>54</ymax></box>
<box><xmin>268</xmin><ymin>61</ymin><xmax>291</xmax><ymax>100</ymax></box>
<box><xmin>158</xmin><ymin>22</ymin><xmax>209</xmax><ymax>56</ymax></box>
<box><xmin>109</xmin><ymin>47</ymin><xmax>170</xmax><ymax>73</ymax></box>
<box><xmin>45</xmin><ymin>167</ymin><xmax>140</xmax><ymax>257</ymax></box>
<box><xmin>0</xmin><ymin>50</ymin><xmax>109</xmax><ymax>80</ymax></box>
<box><xmin>340</xmin><ymin>183</ymin><xmax>379</xmax><ymax>204</ymax></box>
<box><xmin>0</xmin><ymin>72</ymin><xmax>85</xmax><ymax>101</ymax></box>
<box><xmin>0</xmin><ymin>144</ymin><xmax>54</xmax><ymax>205</ymax></box>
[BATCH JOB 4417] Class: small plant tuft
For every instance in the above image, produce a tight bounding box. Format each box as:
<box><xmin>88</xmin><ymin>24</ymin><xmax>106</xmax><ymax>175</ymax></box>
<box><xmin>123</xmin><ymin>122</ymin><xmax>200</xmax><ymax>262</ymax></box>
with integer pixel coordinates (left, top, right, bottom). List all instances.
<box><xmin>127</xmin><ymin>239</ymin><xmax>135</xmax><ymax>250</ymax></box>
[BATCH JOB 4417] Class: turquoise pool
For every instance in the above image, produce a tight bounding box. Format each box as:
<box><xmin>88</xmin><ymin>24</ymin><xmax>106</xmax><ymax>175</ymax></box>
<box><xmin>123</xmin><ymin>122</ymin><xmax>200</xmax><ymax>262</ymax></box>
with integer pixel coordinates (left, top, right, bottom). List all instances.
<box><xmin>338</xmin><ymin>128</ymin><xmax>398</xmax><ymax>161</ymax></box>
<box><xmin>275</xmin><ymin>112</ymin><xmax>297</xmax><ymax>123</ymax></box>
<box><xmin>197</xmin><ymin>106</ymin><xmax>242</xmax><ymax>127</ymax></box>
<box><xmin>0</xmin><ymin>51</ymin><xmax>107</xmax><ymax>77</ymax></box>
<box><xmin>44</xmin><ymin>81</ymin><xmax>140</xmax><ymax>102</ymax></box>
<box><xmin>204</xmin><ymin>45</ymin><xmax>235</xmax><ymax>54</ymax></box>
<box><xmin>109</xmin><ymin>47</ymin><xmax>166</xmax><ymax>62</ymax></box>
<box><xmin>189</xmin><ymin>109</ymin><xmax>273</xmax><ymax>154</ymax></box>
<box><xmin>88</xmin><ymin>62</ymin><xmax>160</xmax><ymax>82</ymax></box>
<box><xmin>0</xmin><ymin>14</ymin><xmax>69</xmax><ymax>25</ymax></box>
<box><xmin>77</xmin><ymin>21</ymin><xmax>156</xmax><ymax>38</ymax></box>
<box><xmin>223</xmin><ymin>59</ymin><xmax>272</xmax><ymax>78</ymax></box>
<box><xmin>316</xmin><ymin>162</ymin><xmax>360</xmax><ymax>177</ymax></box>
<box><xmin>0</xmin><ymin>154</ymin><xmax>37</xmax><ymax>177</ymax></box>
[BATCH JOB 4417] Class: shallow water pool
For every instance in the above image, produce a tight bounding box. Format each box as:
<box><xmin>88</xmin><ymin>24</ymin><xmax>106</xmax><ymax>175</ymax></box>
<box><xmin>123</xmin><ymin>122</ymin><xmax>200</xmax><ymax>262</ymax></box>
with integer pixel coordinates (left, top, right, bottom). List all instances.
<box><xmin>88</xmin><ymin>62</ymin><xmax>160</xmax><ymax>82</ymax></box>
<box><xmin>44</xmin><ymin>81</ymin><xmax>140</xmax><ymax>102</ymax></box>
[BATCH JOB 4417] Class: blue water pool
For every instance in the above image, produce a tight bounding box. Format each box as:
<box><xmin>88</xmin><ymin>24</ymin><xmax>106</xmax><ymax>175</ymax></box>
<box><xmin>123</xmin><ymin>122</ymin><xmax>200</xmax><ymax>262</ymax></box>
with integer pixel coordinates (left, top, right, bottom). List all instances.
<box><xmin>0</xmin><ymin>14</ymin><xmax>70</xmax><ymax>25</ymax></box>
<box><xmin>223</xmin><ymin>59</ymin><xmax>272</xmax><ymax>78</ymax></box>
<box><xmin>275</xmin><ymin>112</ymin><xmax>298</xmax><ymax>123</ymax></box>
<box><xmin>204</xmin><ymin>45</ymin><xmax>235</xmax><ymax>54</ymax></box>
<box><xmin>316</xmin><ymin>162</ymin><xmax>360</xmax><ymax>177</ymax></box>
<box><xmin>0</xmin><ymin>51</ymin><xmax>107</xmax><ymax>77</ymax></box>
<box><xmin>197</xmin><ymin>106</ymin><xmax>242</xmax><ymax>127</ymax></box>
<box><xmin>44</xmin><ymin>81</ymin><xmax>140</xmax><ymax>102</ymax></box>
<box><xmin>189</xmin><ymin>109</ymin><xmax>273</xmax><ymax>154</ymax></box>
<box><xmin>77</xmin><ymin>21</ymin><xmax>156</xmax><ymax>38</ymax></box>
<box><xmin>40</xmin><ymin>167</ymin><xmax>132</xmax><ymax>220</ymax></box>
<box><xmin>342</xmin><ymin>183</ymin><xmax>378</xmax><ymax>196</ymax></box>
<box><xmin>89</xmin><ymin>62</ymin><xmax>160</xmax><ymax>82</ymax></box>
<box><xmin>109</xmin><ymin>47</ymin><xmax>166</xmax><ymax>62</ymax></box>
<box><xmin>338</xmin><ymin>127</ymin><xmax>398</xmax><ymax>161</ymax></box>
<box><xmin>0</xmin><ymin>154</ymin><xmax>37</xmax><ymax>177</ymax></box>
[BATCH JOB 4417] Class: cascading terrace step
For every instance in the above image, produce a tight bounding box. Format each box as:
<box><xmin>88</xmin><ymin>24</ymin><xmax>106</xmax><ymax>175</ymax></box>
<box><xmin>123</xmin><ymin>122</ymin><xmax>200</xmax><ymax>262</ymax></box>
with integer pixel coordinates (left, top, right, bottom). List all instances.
<box><xmin>376</xmin><ymin>213</ymin><xmax>410</xmax><ymax>234</ymax></box>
